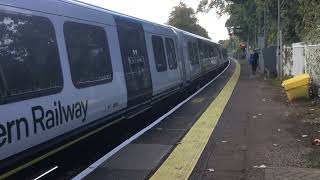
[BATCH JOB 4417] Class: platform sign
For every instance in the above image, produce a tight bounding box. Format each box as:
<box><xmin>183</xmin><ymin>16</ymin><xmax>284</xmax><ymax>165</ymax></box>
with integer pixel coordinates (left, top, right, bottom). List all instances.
<box><xmin>240</xmin><ymin>42</ymin><xmax>246</xmax><ymax>49</ymax></box>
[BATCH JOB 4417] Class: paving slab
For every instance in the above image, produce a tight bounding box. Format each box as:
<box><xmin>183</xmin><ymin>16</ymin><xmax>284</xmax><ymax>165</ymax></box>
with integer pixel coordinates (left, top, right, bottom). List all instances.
<box><xmin>84</xmin><ymin>169</ymin><xmax>149</xmax><ymax>180</ymax></box>
<box><xmin>100</xmin><ymin>144</ymin><xmax>172</xmax><ymax>170</ymax></box>
<box><xmin>133</xmin><ymin>128</ymin><xmax>186</xmax><ymax>145</ymax></box>
<box><xmin>198</xmin><ymin>170</ymin><xmax>245</xmax><ymax>180</ymax></box>
<box><xmin>265</xmin><ymin>167</ymin><xmax>320</xmax><ymax>180</ymax></box>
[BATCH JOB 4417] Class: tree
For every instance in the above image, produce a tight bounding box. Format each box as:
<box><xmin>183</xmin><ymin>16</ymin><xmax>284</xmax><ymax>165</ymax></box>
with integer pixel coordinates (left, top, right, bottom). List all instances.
<box><xmin>167</xmin><ymin>2</ymin><xmax>210</xmax><ymax>39</ymax></box>
<box><xmin>219</xmin><ymin>37</ymin><xmax>241</xmax><ymax>53</ymax></box>
<box><xmin>297</xmin><ymin>0</ymin><xmax>320</xmax><ymax>43</ymax></box>
<box><xmin>198</xmin><ymin>0</ymin><xmax>320</xmax><ymax>45</ymax></box>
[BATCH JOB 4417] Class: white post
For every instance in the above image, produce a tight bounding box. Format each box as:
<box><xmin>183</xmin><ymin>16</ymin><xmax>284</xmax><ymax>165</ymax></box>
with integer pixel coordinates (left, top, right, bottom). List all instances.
<box><xmin>277</xmin><ymin>0</ymin><xmax>282</xmax><ymax>78</ymax></box>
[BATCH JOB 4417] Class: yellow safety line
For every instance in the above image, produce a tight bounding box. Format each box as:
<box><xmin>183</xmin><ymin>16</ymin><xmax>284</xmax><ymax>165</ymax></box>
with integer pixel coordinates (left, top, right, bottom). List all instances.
<box><xmin>0</xmin><ymin>117</ymin><xmax>125</xmax><ymax>179</ymax></box>
<box><xmin>151</xmin><ymin>60</ymin><xmax>240</xmax><ymax>180</ymax></box>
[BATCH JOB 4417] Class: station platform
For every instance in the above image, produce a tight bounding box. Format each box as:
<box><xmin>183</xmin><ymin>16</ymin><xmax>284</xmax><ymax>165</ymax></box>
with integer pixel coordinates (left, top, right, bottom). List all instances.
<box><xmin>76</xmin><ymin>59</ymin><xmax>318</xmax><ymax>180</ymax></box>
<box><xmin>74</xmin><ymin>60</ymin><xmax>236</xmax><ymax>180</ymax></box>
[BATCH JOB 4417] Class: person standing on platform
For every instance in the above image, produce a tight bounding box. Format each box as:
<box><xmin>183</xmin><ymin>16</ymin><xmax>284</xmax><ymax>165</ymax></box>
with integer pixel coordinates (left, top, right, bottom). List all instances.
<box><xmin>250</xmin><ymin>49</ymin><xmax>259</xmax><ymax>75</ymax></box>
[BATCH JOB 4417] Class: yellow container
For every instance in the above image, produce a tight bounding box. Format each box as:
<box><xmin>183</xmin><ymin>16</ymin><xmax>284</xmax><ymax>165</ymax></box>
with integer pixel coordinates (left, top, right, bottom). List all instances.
<box><xmin>282</xmin><ymin>74</ymin><xmax>310</xmax><ymax>101</ymax></box>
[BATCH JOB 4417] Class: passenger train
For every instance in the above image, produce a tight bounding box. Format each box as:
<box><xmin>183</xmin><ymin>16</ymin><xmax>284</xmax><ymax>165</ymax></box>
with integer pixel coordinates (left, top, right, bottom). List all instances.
<box><xmin>0</xmin><ymin>0</ymin><xmax>229</xmax><ymax>165</ymax></box>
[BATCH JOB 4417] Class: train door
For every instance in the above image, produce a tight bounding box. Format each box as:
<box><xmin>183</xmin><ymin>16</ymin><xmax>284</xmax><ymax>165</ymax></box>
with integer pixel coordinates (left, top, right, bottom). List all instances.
<box><xmin>114</xmin><ymin>16</ymin><xmax>153</xmax><ymax>109</ymax></box>
<box><xmin>175</xmin><ymin>32</ymin><xmax>188</xmax><ymax>84</ymax></box>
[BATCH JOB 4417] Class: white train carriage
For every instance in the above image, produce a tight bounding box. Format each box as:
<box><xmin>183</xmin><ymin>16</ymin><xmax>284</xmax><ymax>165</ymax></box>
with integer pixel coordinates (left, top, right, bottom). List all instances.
<box><xmin>172</xmin><ymin>28</ymin><xmax>227</xmax><ymax>87</ymax></box>
<box><xmin>0</xmin><ymin>0</ymin><xmax>129</xmax><ymax>162</ymax></box>
<box><xmin>142</xmin><ymin>22</ymin><xmax>183</xmax><ymax>103</ymax></box>
<box><xmin>0</xmin><ymin>0</ymin><xmax>228</xmax><ymax>166</ymax></box>
<box><xmin>173</xmin><ymin>28</ymin><xmax>202</xmax><ymax>84</ymax></box>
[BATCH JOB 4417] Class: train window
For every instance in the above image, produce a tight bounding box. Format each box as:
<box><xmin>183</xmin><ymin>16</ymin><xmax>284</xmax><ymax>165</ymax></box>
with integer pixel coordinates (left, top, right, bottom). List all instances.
<box><xmin>202</xmin><ymin>45</ymin><xmax>206</xmax><ymax>59</ymax></box>
<box><xmin>214</xmin><ymin>47</ymin><xmax>220</xmax><ymax>58</ymax></box>
<box><xmin>192</xmin><ymin>43</ymin><xmax>199</xmax><ymax>64</ymax></box>
<box><xmin>205</xmin><ymin>45</ymin><xmax>209</xmax><ymax>58</ymax></box>
<box><xmin>198</xmin><ymin>43</ymin><xmax>204</xmax><ymax>59</ymax></box>
<box><xmin>0</xmin><ymin>12</ymin><xmax>63</xmax><ymax>104</ymax></box>
<box><xmin>152</xmin><ymin>35</ymin><xmax>167</xmax><ymax>72</ymax></box>
<box><xmin>188</xmin><ymin>42</ymin><xmax>194</xmax><ymax>64</ymax></box>
<box><xmin>209</xmin><ymin>46</ymin><xmax>215</xmax><ymax>57</ymax></box>
<box><xmin>64</xmin><ymin>22</ymin><xmax>113</xmax><ymax>88</ymax></box>
<box><xmin>165</xmin><ymin>38</ymin><xmax>177</xmax><ymax>70</ymax></box>
<box><xmin>188</xmin><ymin>42</ymin><xmax>199</xmax><ymax>65</ymax></box>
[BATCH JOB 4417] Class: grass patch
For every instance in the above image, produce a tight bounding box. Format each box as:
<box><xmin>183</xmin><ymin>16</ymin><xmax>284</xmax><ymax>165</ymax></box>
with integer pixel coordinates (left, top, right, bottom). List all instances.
<box><xmin>269</xmin><ymin>78</ymin><xmax>283</xmax><ymax>87</ymax></box>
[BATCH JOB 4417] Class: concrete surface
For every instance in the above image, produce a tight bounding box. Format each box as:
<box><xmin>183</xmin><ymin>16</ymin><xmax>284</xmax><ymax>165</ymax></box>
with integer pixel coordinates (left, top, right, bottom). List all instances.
<box><xmin>85</xmin><ymin>59</ymin><xmax>320</xmax><ymax>180</ymax></box>
<box><xmin>189</xmin><ymin>60</ymin><xmax>320</xmax><ymax>180</ymax></box>
<box><xmin>84</xmin><ymin>62</ymin><xmax>235</xmax><ymax>180</ymax></box>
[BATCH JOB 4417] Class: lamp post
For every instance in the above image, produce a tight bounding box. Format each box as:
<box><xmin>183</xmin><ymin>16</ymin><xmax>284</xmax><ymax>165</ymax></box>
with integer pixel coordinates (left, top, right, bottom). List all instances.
<box><xmin>277</xmin><ymin>0</ymin><xmax>283</xmax><ymax>78</ymax></box>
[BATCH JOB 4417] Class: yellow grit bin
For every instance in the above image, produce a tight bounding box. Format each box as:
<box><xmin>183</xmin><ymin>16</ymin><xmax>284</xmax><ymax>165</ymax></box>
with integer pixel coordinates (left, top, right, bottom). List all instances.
<box><xmin>282</xmin><ymin>74</ymin><xmax>311</xmax><ymax>101</ymax></box>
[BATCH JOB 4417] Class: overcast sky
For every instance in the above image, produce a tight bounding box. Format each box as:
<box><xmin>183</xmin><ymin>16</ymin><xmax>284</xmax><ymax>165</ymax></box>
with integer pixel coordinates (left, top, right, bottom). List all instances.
<box><xmin>78</xmin><ymin>0</ymin><xmax>229</xmax><ymax>42</ymax></box>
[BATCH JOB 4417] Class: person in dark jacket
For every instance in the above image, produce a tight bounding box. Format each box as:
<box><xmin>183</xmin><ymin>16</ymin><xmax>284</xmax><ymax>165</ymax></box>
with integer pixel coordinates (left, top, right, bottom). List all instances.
<box><xmin>250</xmin><ymin>49</ymin><xmax>259</xmax><ymax>75</ymax></box>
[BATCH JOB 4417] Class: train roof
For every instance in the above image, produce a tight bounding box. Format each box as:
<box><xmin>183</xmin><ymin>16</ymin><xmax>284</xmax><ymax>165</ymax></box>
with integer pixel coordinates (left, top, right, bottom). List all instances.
<box><xmin>61</xmin><ymin>0</ymin><xmax>169</xmax><ymax>27</ymax></box>
<box><xmin>169</xmin><ymin>26</ymin><xmax>218</xmax><ymax>45</ymax></box>
<box><xmin>0</xmin><ymin>0</ymin><xmax>214</xmax><ymax>40</ymax></box>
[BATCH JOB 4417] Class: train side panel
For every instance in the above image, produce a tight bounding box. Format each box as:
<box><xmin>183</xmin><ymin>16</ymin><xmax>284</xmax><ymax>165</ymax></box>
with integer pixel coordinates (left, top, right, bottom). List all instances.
<box><xmin>0</xmin><ymin>0</ymin><xmax>229</xmax><ymax>164</ymax></box>
<box><xmin>113</xmin><ymin>16</ymin><xmax>153</xmax><ymax>110</ymax></box>
<box><xmin>184</xmin><ymin>35</ymin><xmax>202</xmax><ymax>82</ymax></box>
<box><xmin>144</xmin><ymin>27</ymin><xmax>182</xmax><ymax>97</ymax></box>
<box><xmin>172</xmin><ymin>28</ymin><xmax>190</xmax><ymax>85</ymax></box>
<box><xmin>0</xmin><ymin>5</ymin><xmax>127</xmax><ymax>161</ymax></box>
